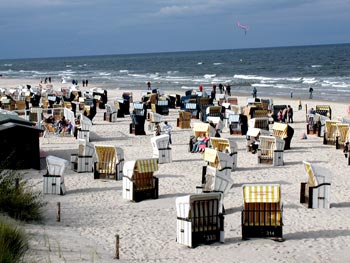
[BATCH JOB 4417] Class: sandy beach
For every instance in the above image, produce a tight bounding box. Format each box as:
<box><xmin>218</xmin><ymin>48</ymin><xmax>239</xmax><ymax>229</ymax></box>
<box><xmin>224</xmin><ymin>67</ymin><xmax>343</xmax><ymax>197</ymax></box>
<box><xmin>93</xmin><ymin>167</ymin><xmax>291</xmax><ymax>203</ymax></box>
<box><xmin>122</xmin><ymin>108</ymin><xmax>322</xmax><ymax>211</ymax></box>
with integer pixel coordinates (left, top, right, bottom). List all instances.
<box><xmin>2</xmin><ymin>78</ymin><xmax>350</xmax><ymax>263</ymax></box>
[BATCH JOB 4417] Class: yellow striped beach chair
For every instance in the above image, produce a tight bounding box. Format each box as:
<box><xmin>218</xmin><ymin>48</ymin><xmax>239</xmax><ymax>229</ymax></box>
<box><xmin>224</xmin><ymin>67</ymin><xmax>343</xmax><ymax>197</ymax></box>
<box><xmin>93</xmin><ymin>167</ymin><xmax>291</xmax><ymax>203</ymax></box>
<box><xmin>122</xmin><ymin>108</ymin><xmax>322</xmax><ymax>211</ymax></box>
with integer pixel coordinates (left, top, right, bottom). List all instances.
<box><xmin>94</xmin><ymin>145</ymin><xmax>124</xmax><ymax>180</ymax></box>
<box><xmin>323</xmin><ymin>120</ymin><xmax>340</xmax><ymax>145</ymax></box>
<box><xmin>241</xmin><ymin>184</ymin><xmax>283</xmax><ymax>240</ymax></box>
<box><xmin>335</xmin><ymin>123</ymin><xmax>349</xmax><ymax>149</ymax></box>
<box><xmin>122</xmin><ymin>158</ymin><xmax>159</xmax><ymax>202</ymax></box>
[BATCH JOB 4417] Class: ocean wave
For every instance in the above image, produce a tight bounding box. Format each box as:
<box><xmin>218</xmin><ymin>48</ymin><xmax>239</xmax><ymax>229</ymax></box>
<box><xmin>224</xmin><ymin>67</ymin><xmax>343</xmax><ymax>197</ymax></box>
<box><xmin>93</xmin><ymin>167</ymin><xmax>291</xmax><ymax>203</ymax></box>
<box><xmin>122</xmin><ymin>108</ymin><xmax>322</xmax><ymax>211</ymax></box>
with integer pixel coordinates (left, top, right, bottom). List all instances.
<box><xmin>204</xmin><ymin>74</ymin><xmax>216</xmax><ymax>79</ymax></box>
<box><xmin>213</xmin><ymin>63</ymin><xmax>222</xmax><ymax>65</ymax></box>
<box><xmin>99</xmin><ymin>72</ymin><xmax>111</xmax><ymax>76</ymax></box>
<box><xmin>119</xmin><ymin>70</ymin><xmax>129</xmax><ymax>73</ymax></box>
<box><xmin>311</xmin><ymin>65</ymin><xmax>322</xmax><ymax>68</ymax></box>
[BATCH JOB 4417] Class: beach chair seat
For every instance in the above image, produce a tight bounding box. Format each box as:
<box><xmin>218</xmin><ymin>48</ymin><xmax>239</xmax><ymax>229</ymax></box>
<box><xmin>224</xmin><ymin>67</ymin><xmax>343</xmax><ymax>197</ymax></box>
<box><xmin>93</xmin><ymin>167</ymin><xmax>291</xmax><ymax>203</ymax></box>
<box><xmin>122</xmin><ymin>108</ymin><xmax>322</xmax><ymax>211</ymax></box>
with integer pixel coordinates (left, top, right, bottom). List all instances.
<box><xmin>241</xmin><ymin>184</ymin><xmax>283</xmax><ymax>240</ymax></box>
<box><xmin>94</xmin><ymin>145</ymin><xmax>124</xmax><ymax>180</ymax></box>
<box><xmin>70</xmin><ymin>139</ymin><xmax>95</xmax><ymax>173</ymax></box>
<box><xmin>189</xmin><ymin>123</ymin><xmax>215</xmax><ymax>152</ymax></box>
<box><xmin>44</xmin><ymin>155</ymin><xmax>69</xmax><ymax>195</ymax></box>
<box><xmin>176</xmin><ymin>193</ymin><xmax>224</xmax><ymax>248</ymax></box>
<box><xmin>335</xmin><ymin>123</ymin><xmax>349</xmax><ymax>149</ymax></box>
<box><xmin>300</xmin><ymin>161</ymin><xmax>332</xmax><ymax>208</ymax></box>
<box><xmin>122</xmin><ymin>158</ymin><xmax>159</xmax><ymax>202</ymax></box>
<box><xmin>77</xmin><ymin>115</ymin><xmax>92</xmax><ymax>142</ymax></box>
<box><xmin>272</xmin><ymin>122</ymin><xmax>294</xmax><ymax>150</ymax></box>
<box><xmin>323</xmin><ymin>120</ymin><xmax>340</xmax><ymax>145</ymax></box>
<box><xmin>151</xmin><ymin>134</ymin><xmax>172</xmax><ymax>164</ymax></box>
<box><xmin>257</xmin><ymin>136</ymin><xmax>285</xmax><ymax>166</ymax></box>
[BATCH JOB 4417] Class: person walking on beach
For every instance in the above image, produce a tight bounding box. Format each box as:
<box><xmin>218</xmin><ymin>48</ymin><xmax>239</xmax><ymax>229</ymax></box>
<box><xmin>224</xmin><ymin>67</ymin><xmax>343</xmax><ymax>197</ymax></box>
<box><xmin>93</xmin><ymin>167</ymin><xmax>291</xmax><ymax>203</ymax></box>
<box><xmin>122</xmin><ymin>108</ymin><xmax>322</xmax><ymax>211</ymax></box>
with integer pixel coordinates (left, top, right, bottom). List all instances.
<box><xmin>309</xmin><ymin>87</ymin><xmax>313</xmax><ymax>99</ymax></box>
<box><xmin>82</xmin><ymin>80</ymin><xmax>86</xmax><ymax>87</ymax></box>
<box><xmin>211</xmin><ymin>87</ymin><xmax>216</xmax><ymax>101</ymax></box>
<box><xmin>298</xmin><ymin>99</ymin><xmax>302</xmax><ymax>110</ymax></box>
<box><xmin>226</xmin><ymin>84</ymin><xmax>231</xmax><ymax>96</ymax></box>
<box><xmin>85</xmin><ymin>79</ymin><xmax>88</xmax><ymax>86</ymax></box>
<box><xmin>147</xmin><ymin>82</ymin><xmax>151</xmax><ymax>90</ymax></box>
<box><xmin>199</xmin><ymin>85</ymin><xmax>203</xmax><ymax>92</ymax></box>
<box><xmin>287</xmin><ymin>105</ymin><xmax>293</xmax><ymax>123</ymax></box>
<box><xmin>277</xmin><ymin>109</ymin><xmax>283</xmax><ymax>122</ymax></box>
<box><xmin>219</xmin><ymin>83</ymin><xmax>223</xmax><ymax>94</ymax></box>
<box><xmin>252</xmin><ymin>87</ymin><xmax>257</xmax><ymax>98</ymax></box>
<box><xmin>162</xmin><ymin>121</ymin><xmax>173</xmax><ymax>145</ymax></box>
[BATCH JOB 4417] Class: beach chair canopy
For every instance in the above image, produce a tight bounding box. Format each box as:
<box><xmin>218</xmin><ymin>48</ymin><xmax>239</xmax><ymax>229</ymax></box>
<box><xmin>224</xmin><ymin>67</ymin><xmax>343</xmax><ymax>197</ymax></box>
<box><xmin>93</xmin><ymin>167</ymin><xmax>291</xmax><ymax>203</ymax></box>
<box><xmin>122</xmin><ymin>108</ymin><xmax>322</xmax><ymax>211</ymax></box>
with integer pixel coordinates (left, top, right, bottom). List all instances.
<box><xmin>243</xmin><ymin>184</ymin><xmax>281</xmax><ymax>203</ymax></box>
<box><xmin>193</xmin><ymin>122</ymin><xmax>211</xmax><ymax>137</ymax></box>
<box><xmin>151</xmin><ymin>134</ymin><xmax>169</xmax><ymax>150</ymax></box>
<box><xmin>176</xmin><ymin>192</ymin><xmax>223</xmax><ymax>219</ymax></box>
<box><xmin>303</xmin><ymin>161</ymin><xmax>332</xmax><ymax>187</ymax></box>
<box><xmin>210</xmin><ymin>137</ymin><xmax>231</xmax><ymax>153</ymax></box>
<box><xmin>46</xmin><ymin>155</ymin><xmax>69</xmax><ymax>176</ymax></box>
<box><xmin>203</xmin><ymin>148</ymin><xmax>232</xmax><ymax>170</ymax></box>
<box><xmin>246</xmin><ymin>127</ymin><xmax>269</xmax><ymax>138</ymax></box>
<box><xmin>272</xmin><ymin>122</ymin><xmax>288</xmax><ymax>139</ymax></box>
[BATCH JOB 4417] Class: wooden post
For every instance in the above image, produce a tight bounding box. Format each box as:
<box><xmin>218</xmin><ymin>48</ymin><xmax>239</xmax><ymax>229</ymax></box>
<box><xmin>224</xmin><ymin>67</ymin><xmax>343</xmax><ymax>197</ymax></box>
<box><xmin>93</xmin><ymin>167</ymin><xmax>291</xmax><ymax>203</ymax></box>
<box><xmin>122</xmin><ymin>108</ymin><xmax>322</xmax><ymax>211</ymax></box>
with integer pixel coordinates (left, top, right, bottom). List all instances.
<box><xmin>114</xmin><ymin>234</ymin><xmax>120</xmax><ymax>259</ymax></box>
<box><xmin>56</xmin><ymin>202</ymin><xmax>61</xmax><ymax>222</ymax></box>
<box><xmin>305</xmin><ymin>104</ymin><xmax>308</xmax><ymax>122</ymax></box>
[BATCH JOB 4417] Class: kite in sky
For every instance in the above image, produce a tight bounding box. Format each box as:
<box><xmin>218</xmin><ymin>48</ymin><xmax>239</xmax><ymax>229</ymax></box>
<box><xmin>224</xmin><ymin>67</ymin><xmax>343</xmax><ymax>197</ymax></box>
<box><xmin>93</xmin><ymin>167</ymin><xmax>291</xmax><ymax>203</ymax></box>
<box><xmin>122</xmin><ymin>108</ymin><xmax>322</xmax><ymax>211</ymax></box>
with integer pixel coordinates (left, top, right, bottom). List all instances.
<box><xmin>236</xmin><ymin>22</ymin><xmax>249</xmax><ymax>35</ymax></box>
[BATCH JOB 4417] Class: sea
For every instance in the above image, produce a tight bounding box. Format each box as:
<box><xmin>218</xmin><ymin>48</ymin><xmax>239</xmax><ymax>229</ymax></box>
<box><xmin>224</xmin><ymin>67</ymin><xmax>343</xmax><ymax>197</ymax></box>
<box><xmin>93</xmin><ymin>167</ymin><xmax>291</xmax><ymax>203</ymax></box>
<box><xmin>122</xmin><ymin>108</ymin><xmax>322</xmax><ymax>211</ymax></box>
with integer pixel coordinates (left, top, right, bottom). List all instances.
<box><xmin>1</xmin><ymin>43</ymin><xmax>350</xmax><ymax>102</ymax></box>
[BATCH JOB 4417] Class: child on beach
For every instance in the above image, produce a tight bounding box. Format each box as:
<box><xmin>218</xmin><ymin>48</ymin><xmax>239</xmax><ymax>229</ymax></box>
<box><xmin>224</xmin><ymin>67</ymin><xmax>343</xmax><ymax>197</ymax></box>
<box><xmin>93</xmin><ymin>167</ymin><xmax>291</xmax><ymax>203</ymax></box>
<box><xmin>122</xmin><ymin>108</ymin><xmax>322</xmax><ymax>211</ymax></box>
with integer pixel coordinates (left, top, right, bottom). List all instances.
<box><xmin>162</xmin><ymin>121</ymin><xmax>173</xmax><ymax>145</ymax></box>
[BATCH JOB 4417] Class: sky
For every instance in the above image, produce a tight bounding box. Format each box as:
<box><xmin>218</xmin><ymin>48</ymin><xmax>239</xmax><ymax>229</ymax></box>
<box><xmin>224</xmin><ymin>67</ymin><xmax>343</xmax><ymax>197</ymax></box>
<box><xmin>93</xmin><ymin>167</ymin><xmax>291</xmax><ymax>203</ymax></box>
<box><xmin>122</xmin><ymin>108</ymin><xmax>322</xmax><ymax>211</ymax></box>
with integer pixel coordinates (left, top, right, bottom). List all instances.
<box><xmin>0</xmin><ymin>0</ymin><xmax>350</xmax><ymax>59</ymax></box>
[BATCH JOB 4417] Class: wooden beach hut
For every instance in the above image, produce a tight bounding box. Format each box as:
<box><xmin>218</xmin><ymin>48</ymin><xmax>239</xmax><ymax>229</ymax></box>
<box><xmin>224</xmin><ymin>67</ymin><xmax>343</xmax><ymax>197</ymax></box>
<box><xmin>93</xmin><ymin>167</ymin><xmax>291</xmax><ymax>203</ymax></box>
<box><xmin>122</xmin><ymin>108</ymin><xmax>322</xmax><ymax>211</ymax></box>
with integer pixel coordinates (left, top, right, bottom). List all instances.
<box><xmin>0</xmin><ymin>112</ymin><xmax>42</xmax><ymax>170</ymax></box>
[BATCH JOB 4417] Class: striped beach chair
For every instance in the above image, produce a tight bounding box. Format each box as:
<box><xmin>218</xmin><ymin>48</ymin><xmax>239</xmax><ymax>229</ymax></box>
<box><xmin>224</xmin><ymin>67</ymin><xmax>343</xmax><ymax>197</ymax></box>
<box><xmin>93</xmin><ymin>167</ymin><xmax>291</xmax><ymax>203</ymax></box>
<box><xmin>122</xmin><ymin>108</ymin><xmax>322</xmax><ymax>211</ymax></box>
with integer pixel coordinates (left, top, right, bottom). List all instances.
<box><xmin>210</xmin><ymin>137</ymin><xmax>238</xmax><ymax>171</ymax></box>
<box><xmin>257</xmin><ymin>136</ymin><xmax>285</xmax><ymax>166</ymax></box>
<box><xmin>335</xmin><ymin>123</ymin><xmax>349</xmax><ymax>149</ymax></box>
<box><xmin>323</xmin><ymin>120</ymin><xmax>340</xmax><ymax>145</ymax></box>
<box><xmin>272</xmin><ymin>122</ymin><xmax>294</xmax><ymax>150</ymax></box>
<box><xmin>122</xmin><ymin>158</ymin><xmax>159</xmax><ymax>202</ymax></box>
<box><xmin>198</xmin><ymin>148</ymin><xmax>233</xmax><ymax>196</ymax></box>
<box><xmin>94</xmin><ymin>145</ymin><xmax>124</xmax><ymax>180</ymax></box>
<box><xmin>300</xmin><ymin>161</ymin><xmax>332</xmax><ymax>209</ymax></box>
<box><xmin>241</xmin><ymin>184</ymin><xmax>283</xmax><ymax>240</ymax></box>
<box><xmin>176</xmin><ymin>192</ymin><xmax>224</xmax><ymax>248</ymax></box>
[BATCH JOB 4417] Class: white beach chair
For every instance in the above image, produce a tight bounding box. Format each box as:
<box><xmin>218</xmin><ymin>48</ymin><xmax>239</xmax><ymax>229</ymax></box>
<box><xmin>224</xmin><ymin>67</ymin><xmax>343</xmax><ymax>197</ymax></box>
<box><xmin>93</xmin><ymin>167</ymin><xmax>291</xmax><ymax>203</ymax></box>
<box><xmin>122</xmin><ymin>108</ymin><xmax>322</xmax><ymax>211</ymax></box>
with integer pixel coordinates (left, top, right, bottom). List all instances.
<box><xmin>70</xmin><ymin>139</ymin><xmax>95</xmax><ymax>173</ymax></box>
<box><xmin>176</xmin><ymin>193</ymin><xmax>224</xmax><ymax>248</ymax></box>
<box><xmin>257</xmin><ymin>135</ymin><xmax>285</xmax><ymax>166</ymax></box>
<box><xmin>151</xmin><ymin>134</ymin><xmax>172</xmax><ymax>164</ymax></box>
<box><xmin>77</xmin><ymin>115</ymin><xmax>92</xmax><ymax>142</ymax></box>
<box><xmin>300</xmin><ymin>161</ymin><xmax>332</xmax><ymax>209</ymax></box>
<box><xmin>122</xmin><ymin>158</ymin><xmax>159</xmax><ymax>202</ymax></box>
<box><xmin>44</xmin><ymin>155</ymin><xmax>69</xmax><ymax>195</ymax></box>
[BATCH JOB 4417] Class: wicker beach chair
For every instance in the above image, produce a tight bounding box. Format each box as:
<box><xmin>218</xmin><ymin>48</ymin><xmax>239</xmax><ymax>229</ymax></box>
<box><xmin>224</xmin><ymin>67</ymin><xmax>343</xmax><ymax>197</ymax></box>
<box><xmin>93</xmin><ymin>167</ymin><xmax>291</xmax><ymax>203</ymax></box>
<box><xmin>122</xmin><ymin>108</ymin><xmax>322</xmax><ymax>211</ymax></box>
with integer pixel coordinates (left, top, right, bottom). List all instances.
<box><xmin>151</xmin><ymin>134</ymin><xmax>172</xmax><ymax>164</ymax></box>
<box><xmin>176</xmin><ymin>192</ymin><xmax>224</xmax><ymax>248</ymax></box>
<box><xmin>315</xmin><ymin>105</ymin><xmax>332</xmax><ymax>119</ymax></box>
<box><xmin>189</xmin><ymin>123</ymin><xmax>215</xmax><ymax>152</ymax></box>
<box><xmin>241</xmin><ymin>184</ymin><xmax>283</xmax><ymax>240</ymax></box>
<box><xmin>202</xmin><ymin>148</ymin><xmax>233</xmax><ymax>179</ymax></box>
<box><xmin>147</xmin><ymin>111</ymin><xmax>163</xmax><ymax>131</ymax></box>
<box><xmin>272</xmin><ymin>122</ymin><xmax>294</xmax><ymax>150</ymax></box>
<box><xmin>122</xmin><ymin>158</ymin><xmax>159</xmax><ymax>202</ymax></box>
<box><xmin>177</xmin><ymin>110</ymin><xmax>191</xmax><ymax>129</ymax></box>
<box><xmin>210</xmin><ymin>137</ymin><xmax>238</xmax><ymax>171</ymax></box>
<box><xmin>70</xmin><ymin>139</ymin><xmax>95</xmax><ymax>173</ymax></box>
<box><xmin>257</xmin><ymin>136</ymin><xmax>285</xmax><ymax>166</ymax></box>
<box><xmin>335</xmin><ymin>123</ymin><xmax>349</xmax><ymax>149</ymax></box>
<box><xmin>246</xmin><ymin>127</ymin><xmax>270</xmax><ymax>152</ymax></box>
<box><xmin>94</xmin><ymin>145</ymin><xmax>124</xmax><ymax>180</ymax></box>
<box><xmin>323</xmin><ymin>120</ymin><xmax>340</xmax><ymax>145</ymax></box>
<box><xmin>300</xmin><ymin>161</ymin><xmax>332</xmax><ymax>209</ymax></box>
<box><xmin>44</xmin><ymin>155</ymin><xmax>69</xmax><ymax>195</ymax></box>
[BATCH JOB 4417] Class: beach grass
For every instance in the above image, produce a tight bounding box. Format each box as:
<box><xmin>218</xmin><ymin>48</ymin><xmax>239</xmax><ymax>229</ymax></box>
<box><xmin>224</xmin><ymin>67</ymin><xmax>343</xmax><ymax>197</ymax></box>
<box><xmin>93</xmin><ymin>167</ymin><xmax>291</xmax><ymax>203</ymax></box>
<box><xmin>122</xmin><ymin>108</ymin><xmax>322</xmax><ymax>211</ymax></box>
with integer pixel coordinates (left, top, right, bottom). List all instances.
<box><xmin>0</xmin><ymin>217</ymin><xmax>29</xmax><ymax>263</ymax></box>
<box><xmin>0</xmin><ymin>168</ymin><xmax>46</xmax><ymax>222</ymax></box>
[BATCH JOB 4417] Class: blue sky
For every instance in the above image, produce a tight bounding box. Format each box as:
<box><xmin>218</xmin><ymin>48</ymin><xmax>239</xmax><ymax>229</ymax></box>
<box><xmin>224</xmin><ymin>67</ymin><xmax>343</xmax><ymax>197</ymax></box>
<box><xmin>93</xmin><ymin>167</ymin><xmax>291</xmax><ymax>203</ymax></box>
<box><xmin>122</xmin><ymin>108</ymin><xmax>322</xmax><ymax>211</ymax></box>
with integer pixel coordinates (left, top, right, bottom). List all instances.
<box><xmin>1</xmin><ymin>0</ymin><xmax>349</xmax><ymax>59</ymax></box>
